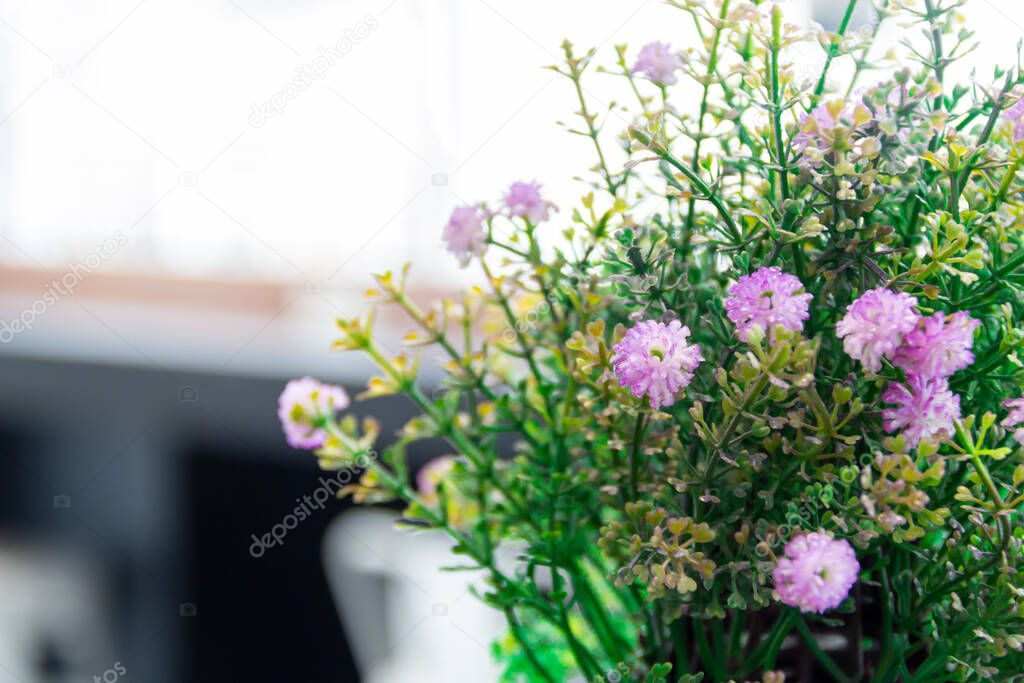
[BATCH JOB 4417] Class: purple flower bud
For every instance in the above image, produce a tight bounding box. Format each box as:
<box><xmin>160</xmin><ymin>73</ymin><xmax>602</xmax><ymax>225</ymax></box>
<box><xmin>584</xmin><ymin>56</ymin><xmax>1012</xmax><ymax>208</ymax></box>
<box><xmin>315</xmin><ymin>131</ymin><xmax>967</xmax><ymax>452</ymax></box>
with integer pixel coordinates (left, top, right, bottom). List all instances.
<box><xmin>443</xmin><ymin>205</ymin><xmax>487</xmax><ymax>266</ymax></box>
<box><xmin>278</xmin><ymin>377</ymin><xmax>349</xmax><ymax>450</ymax></box>
<box><xmin>503</xmin><ymin>181</ymin><xmax>555</xmax><ymax>223</ymax></box>
<box><xmin>632</xmin><ymin>42</ymin><xmax>684</xmax><ymax>85</ymax></box>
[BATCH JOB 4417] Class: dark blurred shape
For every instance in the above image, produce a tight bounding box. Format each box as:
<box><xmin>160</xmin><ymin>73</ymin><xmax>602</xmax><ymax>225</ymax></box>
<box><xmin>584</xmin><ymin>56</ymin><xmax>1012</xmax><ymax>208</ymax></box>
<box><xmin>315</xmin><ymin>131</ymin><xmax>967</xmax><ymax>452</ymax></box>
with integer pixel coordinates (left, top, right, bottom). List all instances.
<box><xmin>182</xmin><ymin>449</ymin><xmax>358</xmax><ymax>682</ymax></box>
<box><xmin>0</xmin><ymin>355</ymin><xmax>440</xmax><ymax>683</ymax></box>
<box><xmin>35</xmin><ymin>637</ymin><xmax>70</xmax><ymax>682</ymax></box>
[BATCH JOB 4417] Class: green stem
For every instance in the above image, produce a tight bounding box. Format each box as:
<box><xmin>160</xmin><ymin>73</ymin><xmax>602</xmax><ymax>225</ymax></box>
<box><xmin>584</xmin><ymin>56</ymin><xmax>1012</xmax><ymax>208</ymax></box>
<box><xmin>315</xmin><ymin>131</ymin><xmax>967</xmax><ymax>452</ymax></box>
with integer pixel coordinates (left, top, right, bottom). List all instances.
<box><xmin>563</xmin><ymin>43</ymin><xmax>617</xmax><ymax>195</ymax></box>
<box><xmin>635</xmin><ymin>135</ymin><xmax>742</xmax><ymax>244</ymax></box>
<box><xmin>711</xmin><ymin>618</ymin><xmax>727</xmax><ymax>675</ymax></box>
<box><xmin>769</xmin><ymin>5</ymin><xmax>790</xmax><ymax>207</ymax></box>
<box><xmin>671</xmin><ymin>618</ymin><xmax>690</xmax><ymax>676</ymax></box>
<box><xmin>481</xmin><ymin>260</ymin><xmax>559</xmax><ymax>430</ymax></box>
<box><xmin>392</xmin><ymin>290</ymin><xmax>544</xmax><ymax>449</ymax></box>
<box><xmin>629</xmin><ymin>412</ymin><xmax>647</xmax><ymax>500</ymax></box>
<box><xmin>954</xmin><ymin>76</ymin><xmax>1014</xmax><ymax>197</ymax></box>
<box><xmin>727</xmin><ymin>611</ymin><xmax>743</xmax><ymax>664</ymax></box>
<box><xmin>560</xmin><ymin>610</ymin><xmax>604</xmax><ymax>680</ymax></box>
<box><xmin>572</xmin><ymin>564</ymin><xmax>631</xmax><ymax>664</ymax></box>
<box><xmin>364</xmin><ymin>345</ymin><xmax>540</xmax><ymax>530</ymax></box>
<box><xmin>995</xmin><ymin>157</ymin><xmax>1022</xmax><ymax>206</ymax></box>
<box><xmin>738</xmin><ymin>609</ymin><xmax>796</xmax><ymax>675</ymax></box>
<box><xmin>879</xmin><ymin>564</ymin><xmax>894</xmax><ymax>672</ymax></box>
<box><xmin>813</xmin><ymin>0</ymin><xmax>860</xmax><ymax>100</ymax></box>
<box><xmin>698</xmin><ymin>373</ymin><xmax>770</xmax><ymax>520</ymax></box>
<box><xmin>922</xmin><ymin>0</ymin><xmax>945</xmax><ymax>108</ymax></box>
<box><xmin>505</xmin><ymin>607</ymin><xmax>558</xmax><ymax>683</ymax></box>
<box><xmin>685</xmin><ymin>0</ymin><xmax>731</xmax><ymax>238</ymax></box>
<box><xmin>904</xmin><ymin>448</ymin><xmax>1012</xmax><ymax>625</ymax></box>
<box><xmin>693</xmin><ymin>617</ymin><xmax>724</xmax><ymax>681</ymax></box>
<box><xmin>794</xmin><ymin>617</ymin><xmax>851</xmax><ymax>683</ymax></box>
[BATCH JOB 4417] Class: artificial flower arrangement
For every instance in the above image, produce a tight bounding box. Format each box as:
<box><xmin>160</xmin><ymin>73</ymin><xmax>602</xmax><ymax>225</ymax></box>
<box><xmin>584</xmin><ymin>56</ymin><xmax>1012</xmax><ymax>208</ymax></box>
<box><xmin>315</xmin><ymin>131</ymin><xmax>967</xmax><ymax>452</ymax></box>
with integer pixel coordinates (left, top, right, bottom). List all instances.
<box><xmin>279</xmin><ymin>0</ymin><xmax>1024</xmax><ymax>679</ymax></box>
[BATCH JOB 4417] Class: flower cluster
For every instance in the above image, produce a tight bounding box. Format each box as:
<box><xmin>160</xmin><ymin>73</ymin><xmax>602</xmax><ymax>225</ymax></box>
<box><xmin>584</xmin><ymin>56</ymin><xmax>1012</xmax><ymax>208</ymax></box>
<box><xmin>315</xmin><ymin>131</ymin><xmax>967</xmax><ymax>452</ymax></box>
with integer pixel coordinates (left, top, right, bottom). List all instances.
<box><xmin>279</xmin><ymin>2</ymin><xmax>1024</xmax><ymax>679</ymax></box>
<box><xmin>791</xmin><ymin>79</ymin><xmax>935</xmax><ymax>206</ymax></box>
<box><xmin>793</xmin><ymin>99</ymin><xmax>859</xmax><ymax>170</ymax></box>
<box><xmin>723</xmin><ymin>267</ymin><xmax>812</xmax><ymax>342</ymax></box>
<box><xmin>838</xmin><ymin>288</ymin><xmax>978</xmax><ymax>446</ymax></box>
<box><xmin>442</xmin><ymin>181</ymin><xmax>555</xmax><ymax>267</ymax></box>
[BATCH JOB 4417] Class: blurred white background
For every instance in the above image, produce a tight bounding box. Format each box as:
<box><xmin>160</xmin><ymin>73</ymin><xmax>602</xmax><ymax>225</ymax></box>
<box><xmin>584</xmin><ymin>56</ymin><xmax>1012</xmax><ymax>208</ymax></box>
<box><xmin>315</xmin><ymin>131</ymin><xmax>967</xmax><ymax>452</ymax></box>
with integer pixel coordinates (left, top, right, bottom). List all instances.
<box><xmin>0</xmin><ymin>0</ymin><xmax>1020</xmax><ymax>378</ymax></box>
<box><xmin>1</xmin><ymin>0</ymin><xmax>1021</xmax><ymax>275</ymax></box>
<box><xmin>2</xmin><ymin>0</ymin><xmax>701</xmax><ymax>284</ymax></box>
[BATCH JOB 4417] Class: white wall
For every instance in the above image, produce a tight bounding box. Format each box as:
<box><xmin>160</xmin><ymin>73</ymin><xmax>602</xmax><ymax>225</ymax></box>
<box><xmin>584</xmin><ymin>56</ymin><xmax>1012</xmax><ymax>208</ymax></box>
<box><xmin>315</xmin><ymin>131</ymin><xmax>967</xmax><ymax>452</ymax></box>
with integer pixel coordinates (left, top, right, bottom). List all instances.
<box><xmin>1</xmin><ymin>1</ymin><xmax>1020</xmax><ymax>288</ymax></box>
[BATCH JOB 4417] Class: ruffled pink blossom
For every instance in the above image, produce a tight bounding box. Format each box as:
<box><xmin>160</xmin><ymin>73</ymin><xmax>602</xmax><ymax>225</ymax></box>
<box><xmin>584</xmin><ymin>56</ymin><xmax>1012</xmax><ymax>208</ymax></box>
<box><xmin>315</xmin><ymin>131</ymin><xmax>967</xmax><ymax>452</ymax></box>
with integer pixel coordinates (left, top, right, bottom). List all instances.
<box><xmin>612</xmin><ymin>320</ymin><xmax>703</xmax><ymax>409</ymax></box>
<box><xmin>632</xmin><ymin>42</ymin><xmax>684</xmax><ymax>85</ymax></box>
<box><xmin>773</xmin><ymin>532</ymin><xmax>859</xmax><ymax>613</ymax></box>
<box><xmin>836</xmin><ymin>287</ymin><xmax>920</xmax><ymax>372</ymax></box>
<box><xmin>503</xmin><ymin>181</ymin><xmax>554</xmax><ymax>223</ymax></box>
<box><xmin>278</xmin><ymin>377</ymin><xmax>350</xmax><ymax>450</ymax></box>
<box><xmin>724</xmin><ymin>267</ymin><xmax>813</xmax><ymax>343</ymax></box>
<box><xmin>891</xmin><ymin>311</ymin><xmax>979</xmax><ymax>379</ymax></box>
<box><xmin>1002</xmin><ymin>397</ymin><xmax>1024</xmax><ymax>446</ymax></box>
<box><xmin>882</xmin><ymin>375</ymin><xmax>960</xmax><ymax>447</ymax></box>
<box><xmin>1004</xmin><ymin>98</ymin><xmax>1024</xmax><ymax>142</ymax></box>
<box><xmin>443</xmin><ymin>205</ymin><xmax>487</xmax><ymax>266</ymax></box>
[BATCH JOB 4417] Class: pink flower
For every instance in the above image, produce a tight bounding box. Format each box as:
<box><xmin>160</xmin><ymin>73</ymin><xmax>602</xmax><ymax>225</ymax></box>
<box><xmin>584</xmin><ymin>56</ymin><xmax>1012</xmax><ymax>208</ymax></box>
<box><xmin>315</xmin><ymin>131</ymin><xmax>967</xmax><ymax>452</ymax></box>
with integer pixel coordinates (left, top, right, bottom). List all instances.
<box><xmin>836</xmin><ymin>287</ymin><xmax>920</xmax><ymax>372</ymax></box>
<box><xmin>632</xmin><ymin>42</ymin><xmax>684</xmax><ymax>85</ymax></box>
<box><xmin>612</xmin><ymin>319</ymin><xmax>703</xmax><ymax>409</ymax></box>
<box><xmin>503</xmin><ymin>181</ymin><xmax>554</xmax><ymax>223</ymax></box>
<box><xmin>773</xmin><ymin>532</ymin><xmax>859</xmax><ymax>614</ymax></box>
<box><xmin>1004</xmin><ymin>98</ymin><xmax>1024</xmax><ymax>142</ymax></box>
<box><xmin>417</xmin><ymin>456</ymin><xmax>456</xmax><ymax>499</ymax></box>
<box><xmin>793</xmin><ymin>101</ymin><xmax>856</xmax><ymax>169</ymax></box>
<box><xmin>724</xmin><ymin>267</ymin><xmax>813</xmax><ymax>343</ymax></box>
<box><xmin>1003</xmin><ymin>397</ymin><xmax>1024</xmax><ymax>446</ymax></box>
<box><xmin>278</xmin><ymin>377</ymin><xmax>350</xmax><ymax>450</ymax></box>
<box><xmin>882</xmin><ymin>375</ymin><xmax>960</xmax><ymax>447</ymax></box>
<box><xmin>891</xmin><ymin>311</ymin><xmax>979</xmax><ymax>379</ymax></box>
<box><xmin>443</xmin><ymin>205</ymin><xmax>487</xmax><ymax>266</ymax></box>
